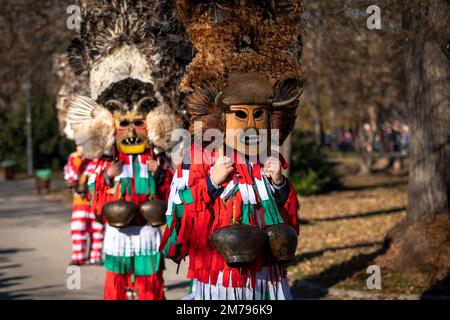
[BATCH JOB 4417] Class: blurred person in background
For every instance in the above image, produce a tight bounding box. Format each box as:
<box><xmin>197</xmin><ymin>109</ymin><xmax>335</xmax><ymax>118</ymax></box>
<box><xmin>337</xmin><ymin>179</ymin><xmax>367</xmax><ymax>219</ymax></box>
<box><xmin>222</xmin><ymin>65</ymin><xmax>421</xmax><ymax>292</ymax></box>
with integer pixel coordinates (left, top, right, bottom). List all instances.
<box><xmin>64</xmin><ymin>146</ymin><xmax>104</xmax><ymax>266</ymax></box>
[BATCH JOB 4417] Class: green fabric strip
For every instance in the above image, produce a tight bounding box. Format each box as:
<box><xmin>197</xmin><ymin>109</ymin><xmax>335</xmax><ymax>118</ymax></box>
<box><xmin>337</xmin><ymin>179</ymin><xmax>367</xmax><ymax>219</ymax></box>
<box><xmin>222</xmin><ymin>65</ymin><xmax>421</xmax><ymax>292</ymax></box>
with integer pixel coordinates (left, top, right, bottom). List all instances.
<box><xmin>120</xmin><ymin>178</ymin><xmax>132</xmax><ymax>199</ymax></box>
<box><xmin>164</xmin><ymin>204</ymin><xmax>184</xmax><ymax>256</ymax></box>
<box><xmin>134</xmin><ymin>160</ymin><xmax>149</xmax><ymax>195</ymax></box>
<box><xmin>104</xmin><ymin>252</ymin><xmax>162</xmax><ymax>276</ymax></box>
<box><xmin>179</xmin><ymin>188</ymin><xmax>194</xmax><ymax>204</ymax></box>
<box><xmin>88</xmin><ymin>182</ymin><xmax>95</xmax><ymax>206</ymax></box>
<box><xmin>242</xmin><ymin>204</ymin><xmax>251</xmax><ymax>225</ymax></box>
<box><xmin>148</xmin><ymin>173</ymin><xmax>156</xmax><ymax>195</ymax></box>
<box><xmin>259</xmin><ymin>178</ymin><xmax>284</xmax><ymax>226</ymax></box>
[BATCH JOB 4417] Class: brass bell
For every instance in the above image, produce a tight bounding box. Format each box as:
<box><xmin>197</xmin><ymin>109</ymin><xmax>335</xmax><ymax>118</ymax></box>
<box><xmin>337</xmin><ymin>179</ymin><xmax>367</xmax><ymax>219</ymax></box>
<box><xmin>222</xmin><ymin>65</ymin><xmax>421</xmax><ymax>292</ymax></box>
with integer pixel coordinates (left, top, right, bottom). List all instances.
<box><xmin>210</xmin><ymin>224</ymin><xmax>268</xmax><ymax>268</ymax></box>
<box><xmin>265</xmin><ymin>224</ymin><xmax>298</xmax><ymax>264</ymax></box>
<box><xmin>102</xmin><ymin>200</ymin><xmax>138</xmax><ymax>228</ymax></box>
<box><xmin>139</xmin><ymin>199</ymin><xmax>167</xmax><ymax>227</ymax></box>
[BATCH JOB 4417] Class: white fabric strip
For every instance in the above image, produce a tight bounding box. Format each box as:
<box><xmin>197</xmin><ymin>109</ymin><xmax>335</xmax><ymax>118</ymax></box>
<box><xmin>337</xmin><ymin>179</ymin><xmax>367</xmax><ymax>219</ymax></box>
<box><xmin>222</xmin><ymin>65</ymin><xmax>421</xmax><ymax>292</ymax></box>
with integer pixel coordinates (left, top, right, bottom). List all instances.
<box><xmin>166</xmin><ymin>169</ymin><xmax>189</xmax><ymax>216</ymax></box>
<box><xmin>115</xmin><ymin>156</ymin><xmax>134</xmax><ymax>180</ymax></box>
<box><xmin>72</xmin><ymin>234</ymin><xmax>88</xmax><ymax>241</ymax></box>
<box><xmin>189</xmin><ymin>267</ymin><xmax>292</xmax><ymax>300</ymax></box>
<box><xmin>220</xmin><ymin>180</ymin><xmax>236</xmax><ymax>200</ymax></box>
<box><xmin>138</xmin><ymin>155</ymin><xmax>149</xmax><ymax>179</ymax></box>
<box><xmin>72</xmin><ymin>210</ymin><xmax>91</xmax><ymax>219</ymax></box>
<box><xmin>71</xmin><ymin>221</ymin><xmax>87</xmax><ymax>231</ymax></box>
<box><xmin>72</xmin><ymin>253</ymin><xmax>87</xmax><ymax>260</ymax></box>
<box><xmin>88</xmin><ymin>173</ymin><xmax>96</xmax><ymax>185</ymax></box>
<box><xmin>239</xmin><ymin>183</ymin><xmax>249</xmax><ymax>204</ymax></box>
<box><xmin>103</xmin><ymin>224</ymin><xmax>162</xmax><ymax>257</ymax></box>
<box><xmin>72</xmin><ymin>244</ymin><xmax>86</xmax><ymax>251</ymax></box>
<box><xmin>254</xmin><ymin>177</ymin><xmax>270</xmax><ymax>201</ymax></box>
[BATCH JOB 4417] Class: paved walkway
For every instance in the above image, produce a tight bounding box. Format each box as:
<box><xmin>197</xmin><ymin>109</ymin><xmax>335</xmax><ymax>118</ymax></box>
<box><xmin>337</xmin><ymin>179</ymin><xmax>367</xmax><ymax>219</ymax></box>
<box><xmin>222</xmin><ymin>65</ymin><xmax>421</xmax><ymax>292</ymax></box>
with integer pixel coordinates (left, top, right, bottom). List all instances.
<box><xmin>0</xmin><ymin>179</ymin><xmax>189</xmax><ymax>300</ymax></box>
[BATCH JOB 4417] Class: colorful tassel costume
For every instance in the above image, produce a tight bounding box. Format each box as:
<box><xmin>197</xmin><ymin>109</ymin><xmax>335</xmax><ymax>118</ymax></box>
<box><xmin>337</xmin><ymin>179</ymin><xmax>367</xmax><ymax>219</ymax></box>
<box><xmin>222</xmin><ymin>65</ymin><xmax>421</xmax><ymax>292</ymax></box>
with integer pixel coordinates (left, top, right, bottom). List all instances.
<box><xmin>161</xmin><ymin>145</ymin><xmax>300</xmax><ymax>300</ymax></box>
<box><xmin>64</xmin><ymin>152</ymin><xmax>104</xmax><ymax>265</ymax></box>
<box><xmin>65</xmin><ymin>0</ymin><xmax>189</xmax><ymax>299</ymax></box>
<box><xmin>88</xmin><ymin>151</ymin><xmax>173</xmax><ymax>300</ymax></box>
<box><xmin>159</xmin><ymin>1</ymin><xmax>305</xmax><ymax>300</ymax></box>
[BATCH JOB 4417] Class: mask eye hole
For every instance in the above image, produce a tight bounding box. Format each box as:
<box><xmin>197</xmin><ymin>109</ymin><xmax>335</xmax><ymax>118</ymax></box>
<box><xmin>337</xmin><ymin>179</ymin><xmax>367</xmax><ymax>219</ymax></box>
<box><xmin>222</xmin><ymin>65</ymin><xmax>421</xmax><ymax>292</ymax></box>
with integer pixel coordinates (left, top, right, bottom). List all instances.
<box><xmin>119</xmin><ymin>120</ymin><xmax>131</xmax><ymax>128</ymax></box>
<box><xmin>133</xmin><ymin>120</ymin><xmax>145</xmax><ymax>127</ymax></box>
<box><xmin>254</xmin><ymin>109</ymin><xmax>265</xmax><ymax>119</ymax></box>
<box><xmin>234</xmin><ymin>110</ymin><xmax>247</xmax><ymax>119</ymax></box>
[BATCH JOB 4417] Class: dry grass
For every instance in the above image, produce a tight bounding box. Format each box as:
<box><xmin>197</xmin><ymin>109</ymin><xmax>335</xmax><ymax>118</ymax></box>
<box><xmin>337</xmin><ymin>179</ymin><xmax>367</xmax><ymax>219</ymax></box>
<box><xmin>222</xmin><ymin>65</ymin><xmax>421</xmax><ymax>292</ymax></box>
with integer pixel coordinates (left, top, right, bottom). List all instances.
<box><xmin>287</xmin><ymin>172</ymin><xmax>423</xmax><ymax>295</ymax></box>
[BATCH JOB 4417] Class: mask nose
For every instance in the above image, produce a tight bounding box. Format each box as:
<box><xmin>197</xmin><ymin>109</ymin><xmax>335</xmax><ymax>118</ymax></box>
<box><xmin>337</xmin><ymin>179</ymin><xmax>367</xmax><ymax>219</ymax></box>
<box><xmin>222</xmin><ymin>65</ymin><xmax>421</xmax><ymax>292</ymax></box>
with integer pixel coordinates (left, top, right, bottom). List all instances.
<box><xmin>126</xmin><ymin>127</ymin><xmax>136</xmax><ymax>138</ymax></box>
<box><xmin>247</xmin><ymin>112</ymin><xmax>257</xmax><ymax>129</ymax></box>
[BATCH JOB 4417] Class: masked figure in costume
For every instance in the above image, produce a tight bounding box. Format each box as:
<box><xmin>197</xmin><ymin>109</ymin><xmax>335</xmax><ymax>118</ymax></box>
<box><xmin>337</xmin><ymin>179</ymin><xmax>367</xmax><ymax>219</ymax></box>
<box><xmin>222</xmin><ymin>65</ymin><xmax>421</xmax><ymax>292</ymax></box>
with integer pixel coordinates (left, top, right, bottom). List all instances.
<box><xmin>160</xmin><ymin>1</ymin><xmax>304</xmax><ymax>300</ymax></box>
<box><xmin>64</xmin><ymin>147</ymin><xmax>104</xmax><ymax>265</ymax></box>
<box><xmin>66</xmin><ymin>0</ymin><xmax>189</xmax><ymax>300</ymax></box>
<box><xmin>54</xmin><ymin>54</ymin><xmax>104</xmax><ymax>266</ymax></box>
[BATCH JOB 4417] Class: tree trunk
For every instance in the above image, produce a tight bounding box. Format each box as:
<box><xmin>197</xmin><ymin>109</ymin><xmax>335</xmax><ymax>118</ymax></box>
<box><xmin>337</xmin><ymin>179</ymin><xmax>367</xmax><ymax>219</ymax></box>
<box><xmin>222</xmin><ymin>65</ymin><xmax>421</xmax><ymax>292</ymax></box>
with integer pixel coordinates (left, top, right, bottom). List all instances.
<box><xmin>377</xmin><ymin>0</ymin><xmax>450</xmax><ymax>278</ymax></box>
<box><xmin>311</xmin><ymin>93</ymin><xmax>323</xmax><ymax>147</ymax></box>
<box><xmin>404</xmin><ymin>1</ymin><xmax>450</xmax><ymax>222</ymax></box>
<box><xmin>328</xmin><ymin>88</ymin><xmax>338</xmax><ymax>149</ymax></box>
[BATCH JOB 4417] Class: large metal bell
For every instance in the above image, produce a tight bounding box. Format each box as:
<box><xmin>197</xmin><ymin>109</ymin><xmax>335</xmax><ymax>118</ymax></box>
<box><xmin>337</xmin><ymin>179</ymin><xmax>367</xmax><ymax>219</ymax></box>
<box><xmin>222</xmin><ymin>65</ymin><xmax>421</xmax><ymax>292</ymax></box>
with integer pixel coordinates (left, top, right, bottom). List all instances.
<box><xmin>102</xmin><ymin>200</ymin><xmax>138</xmax><ymax>228</ymax></box>
<box><xmin>210</xmin><ymin>224</ymin><xmax>268</xmax><ymax>268</ymax></box>
<box><xmin>265</xmin><ymin>224</ymin><xmax>298</xmax><ymax>264</ymax></box>
<box><xmin>139</xmin><ymin>199</ymin><xmax>167</xmax><ymax>227</ymax></box>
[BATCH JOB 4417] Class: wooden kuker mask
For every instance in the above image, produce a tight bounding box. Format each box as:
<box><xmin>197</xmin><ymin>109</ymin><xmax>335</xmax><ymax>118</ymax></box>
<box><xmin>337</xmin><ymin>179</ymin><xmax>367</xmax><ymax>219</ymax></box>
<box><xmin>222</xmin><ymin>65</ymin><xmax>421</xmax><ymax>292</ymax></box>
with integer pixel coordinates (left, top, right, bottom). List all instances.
<box><xmin>225</xmin><ymin>105</ymin><xmax>270</xmax><ymax>156</ymax></box>
<box><xmin>216</xmin><ymin>73</ymin><xmax>274</xmax><ymax>156</ymax></box>
<box><xmin>106</xmin><ymin>97</ymin><xmax>153</xmax><ymax>155</ymax></box>
<box><xmin>214</xmin><ymin>73</ymin><xmax>302</xmax><ymax>156</ymax></box>
<box><xmin>114</xmin><ymin>113</ymin><xmax>149</xmax><ymax>154</ymax></box>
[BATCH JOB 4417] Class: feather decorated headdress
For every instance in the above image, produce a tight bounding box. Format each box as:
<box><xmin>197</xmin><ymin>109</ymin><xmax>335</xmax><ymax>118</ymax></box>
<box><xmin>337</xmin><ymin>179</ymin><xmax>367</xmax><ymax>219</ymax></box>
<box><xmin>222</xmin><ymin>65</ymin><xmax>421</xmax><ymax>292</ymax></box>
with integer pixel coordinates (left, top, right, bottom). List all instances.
<box><xmin>67</xmin><ymin>0</ymin><xmax>191</xmax><ymax>158</ymax></box>
<box><xmin>53</xmin><ymin>53</ymin><xmax>90</xmax><ymax>140</ymax></box>
<box><xmin>177</xmin><ymin>0</ymin><xmax>305</xmax><ymax>144</ymax></box>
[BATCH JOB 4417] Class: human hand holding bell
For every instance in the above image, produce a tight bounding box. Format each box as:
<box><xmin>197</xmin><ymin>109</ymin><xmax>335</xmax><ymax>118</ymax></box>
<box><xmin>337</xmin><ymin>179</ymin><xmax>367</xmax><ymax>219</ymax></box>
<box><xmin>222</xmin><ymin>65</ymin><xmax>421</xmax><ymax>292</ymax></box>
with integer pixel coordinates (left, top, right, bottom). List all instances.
<box><xmin>264</xmin><ymin>157</ymin><xmax>284</xmax><ymax>185</ymax></box>
<box><xmin>107</xmin><ymin>160</ymin><xmax>123</xmax><ymax>179</ymax></box>
<box><xmin>211</xmin><ymin>156</ymin><xmax>234</xmax><ymax>186</ymax></box>
<box><xmin>147</xmin><ymin>159</ymin><xmax>159</xmax><ymax>174</ymax></box>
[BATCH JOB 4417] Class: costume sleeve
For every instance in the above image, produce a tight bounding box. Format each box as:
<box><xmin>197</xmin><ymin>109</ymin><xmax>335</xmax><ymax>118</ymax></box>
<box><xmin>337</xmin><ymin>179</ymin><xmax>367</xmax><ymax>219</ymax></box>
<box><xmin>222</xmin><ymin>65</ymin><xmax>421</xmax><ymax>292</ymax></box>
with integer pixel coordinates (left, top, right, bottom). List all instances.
<box><xmin>159</xmin><ymin>146</ymin><xmax>213</xmax><ymax>261</ymax></box>
<box><xmin>155</xmin><ymin>155</ymin><xmax>174</xmax><ymax>202</ymax></box>
<box><xmin>278</xmin><ymin>179</ymin><xmax>300</xmax><ymax>234</ymax></box>
<box><xmin>272</xmin><ymin>176</ymin><xmax>290</xmax><ymax>206</ymax></box>
<box><xmin>271</xmin><ymin>154</ymin><xmax>300</xmax><ymax>234</ymax></box>
<box><xmin>87</xmin><ymin>160</ymin><xmax>112</xmax><ymax>222</ymax></box>
<box><xmin>64</xmin><ymin>154</ymin><xmax>78</xmax><ymax>184</ymax></box>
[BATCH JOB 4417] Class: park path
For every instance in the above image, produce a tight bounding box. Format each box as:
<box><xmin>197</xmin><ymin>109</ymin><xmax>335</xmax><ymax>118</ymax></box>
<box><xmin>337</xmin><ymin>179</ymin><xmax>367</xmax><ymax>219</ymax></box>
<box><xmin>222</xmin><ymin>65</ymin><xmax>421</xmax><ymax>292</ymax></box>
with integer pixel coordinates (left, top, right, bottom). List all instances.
<box><xmin>0</xmin><ymin>179</ymin><xmax>189</xmax><ymax>300</ymax></box>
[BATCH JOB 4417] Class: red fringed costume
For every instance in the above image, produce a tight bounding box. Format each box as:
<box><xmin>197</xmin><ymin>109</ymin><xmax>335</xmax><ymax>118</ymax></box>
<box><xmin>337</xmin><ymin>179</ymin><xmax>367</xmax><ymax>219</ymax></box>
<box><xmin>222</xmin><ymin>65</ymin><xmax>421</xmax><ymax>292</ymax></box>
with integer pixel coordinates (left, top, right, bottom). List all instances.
<box><xmin>161</xmin><ymin>145</ymin><xmax>300</xmax><ymax>300</ymax></box>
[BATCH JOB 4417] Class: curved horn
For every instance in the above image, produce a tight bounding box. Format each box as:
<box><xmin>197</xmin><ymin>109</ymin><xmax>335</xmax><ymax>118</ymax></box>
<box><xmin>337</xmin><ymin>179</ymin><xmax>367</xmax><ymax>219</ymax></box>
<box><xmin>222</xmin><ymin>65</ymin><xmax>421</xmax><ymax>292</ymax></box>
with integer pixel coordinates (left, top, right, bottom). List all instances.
<box><xmin>272</xmin><ymin>88</ymin><xmax>303</xmax><ymax>109</ymax></box>
<box><xmin>215</xmin><ymin>92</ymin><xmax>225</xmax><ymax>108</ymax></box>
<box><xmin>215</xmin><ymin>91</ymin><xmax>232</xmax><ymax>110</ymax></box>
<box><xmin>136</xmin><ymin>97</ymin><xmax>155</xmax><ymax>113</ymax></box>
<box><xmin>103</xmin><ymin>99</ymin><xmax>125</xmax><ymax>113</ymax></box>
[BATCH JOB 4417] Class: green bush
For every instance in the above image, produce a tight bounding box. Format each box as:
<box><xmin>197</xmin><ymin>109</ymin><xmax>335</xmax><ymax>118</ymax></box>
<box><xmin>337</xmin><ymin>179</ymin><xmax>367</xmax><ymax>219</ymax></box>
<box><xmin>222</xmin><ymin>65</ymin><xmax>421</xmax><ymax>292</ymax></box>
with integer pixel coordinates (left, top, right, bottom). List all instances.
<box><xmin>289</xmin><ymin>131</ymin><xmax>340</xmax><ymax>195</ymax></box>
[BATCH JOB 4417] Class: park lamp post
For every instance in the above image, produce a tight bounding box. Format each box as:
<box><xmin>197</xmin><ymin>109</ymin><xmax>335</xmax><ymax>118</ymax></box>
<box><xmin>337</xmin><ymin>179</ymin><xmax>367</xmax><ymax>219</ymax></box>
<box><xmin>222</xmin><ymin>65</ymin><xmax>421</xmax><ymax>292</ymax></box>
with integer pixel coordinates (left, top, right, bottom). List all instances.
<box><xmin>22</xmin><ymin>78</ymin><xmax>34</xmax><ymax>177</ymax></box>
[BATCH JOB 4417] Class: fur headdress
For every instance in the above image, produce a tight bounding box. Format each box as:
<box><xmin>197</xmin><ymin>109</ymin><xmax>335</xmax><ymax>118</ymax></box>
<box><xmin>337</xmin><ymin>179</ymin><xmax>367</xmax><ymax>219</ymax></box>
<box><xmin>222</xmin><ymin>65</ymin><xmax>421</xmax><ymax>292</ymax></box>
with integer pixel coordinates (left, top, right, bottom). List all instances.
<box><xmin>53</xmin><ymin>53</ymin><xmax>90</xmax><ymax>140</ymax></box>
<box><xmin>178</xmin><ymin>0</ymin><xmax>304</xmax><ymax>144</ymax></box>
<box><xmin>67</xmin><ymin>0</ymin><xmax>191</xmax><ymax>158</ymax></box>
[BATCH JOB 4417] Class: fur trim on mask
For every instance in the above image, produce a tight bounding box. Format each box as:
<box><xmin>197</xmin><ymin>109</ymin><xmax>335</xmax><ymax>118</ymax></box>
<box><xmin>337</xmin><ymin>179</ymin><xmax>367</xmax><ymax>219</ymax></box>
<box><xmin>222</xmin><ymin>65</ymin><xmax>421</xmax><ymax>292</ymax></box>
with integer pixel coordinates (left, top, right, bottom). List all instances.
<box><xmin>146</xmin><ymin>101</ymin><xmax>179</xmax><ymax>150</ymax></box>
<box><xmin>89</xmin><ymin>46</ymin><xmax>154</xmax><ymax>100</ymax></box>
<box><xmin>68</xmin><ymin>95</ymin><xmax>115</xmax><ymax>158</ymax></box>
<box><xmin>53</xmin><ymin>53</ymin><xmax>90</xmax><ymax>140</ymax></box>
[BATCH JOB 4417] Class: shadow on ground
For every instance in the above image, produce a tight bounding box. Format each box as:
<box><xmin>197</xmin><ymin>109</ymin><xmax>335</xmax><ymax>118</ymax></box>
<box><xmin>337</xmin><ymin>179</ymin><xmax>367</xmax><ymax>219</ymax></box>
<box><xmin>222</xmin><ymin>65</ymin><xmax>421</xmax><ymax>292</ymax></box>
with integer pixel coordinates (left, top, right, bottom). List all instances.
<box><xmin>307</xmin><ymin>207</ymin><xmax>406</xmax><ymax>223</ymax></box>
<box><xmin>288</xmin><ymin>241</ymin><xmax>383</xmax><ymax>266</ymax></box>
<box><xmin>421</xmin><ymin>272</ymin><xmax>450</xmax><ymax>299</ymax></box>
<box><xmin>292</xmin><ymin>243</ymin><xmax>389</xmax><ymax>299</ymax></box>
<box><xmin>0</xmin><ymin>247</ymin><xmax>34</xmax><ymax>300</ymax></box>
<box><xmin>340</xmin><ymin>180</ymin><xmax>407</xmax><ymax>192</ymax></box>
